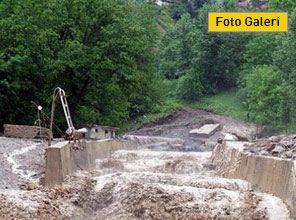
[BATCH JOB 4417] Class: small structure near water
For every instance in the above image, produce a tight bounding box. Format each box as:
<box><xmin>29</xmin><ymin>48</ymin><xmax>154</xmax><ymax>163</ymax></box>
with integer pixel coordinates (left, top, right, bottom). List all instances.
<box><xmin>84</xmin><ymin>125</ymin><xmax>119</xmax><ymax>140</ymax></box>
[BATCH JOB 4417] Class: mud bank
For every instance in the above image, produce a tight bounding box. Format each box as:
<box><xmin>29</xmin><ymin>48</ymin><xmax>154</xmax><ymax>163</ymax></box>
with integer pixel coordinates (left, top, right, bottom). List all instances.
<box><xmin>212</xmin><ymin>141</ymin><xmax>296</xmax><ymax>218</ymax></box>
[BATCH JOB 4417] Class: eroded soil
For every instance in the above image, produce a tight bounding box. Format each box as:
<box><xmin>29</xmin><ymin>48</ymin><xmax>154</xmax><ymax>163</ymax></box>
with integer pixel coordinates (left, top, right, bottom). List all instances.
<box><xmin>129</xmin><ymin>109</ymin><xmax>259</xmax><ymax>141</ymax></box>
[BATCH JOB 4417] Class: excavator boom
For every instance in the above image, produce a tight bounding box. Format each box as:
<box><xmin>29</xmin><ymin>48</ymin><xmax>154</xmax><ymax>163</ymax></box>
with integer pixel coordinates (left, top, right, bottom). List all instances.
<box><xmin>48</xmin><ymin>87</ymin><xmax>86</xmax><ymax>146</ymax></box>
<box><xmin>55</xmin><ymin>88</ymin><xmax>75</xmax><ymax>134</ymax></box>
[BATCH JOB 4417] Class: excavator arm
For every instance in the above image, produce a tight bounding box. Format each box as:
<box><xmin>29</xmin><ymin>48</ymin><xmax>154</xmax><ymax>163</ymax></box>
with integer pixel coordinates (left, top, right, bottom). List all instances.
<box><xmin>48</xmin><ymin>87</ymin><xmax>86</xmax><ymax>146</ymax></box>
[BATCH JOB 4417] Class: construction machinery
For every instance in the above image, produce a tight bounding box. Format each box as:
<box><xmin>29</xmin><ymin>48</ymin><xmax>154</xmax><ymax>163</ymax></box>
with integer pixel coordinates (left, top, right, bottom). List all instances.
<box><xmin>48</xmin><ymin>87</ymin><xmax>87</xmax><ymax>146</ymax></box>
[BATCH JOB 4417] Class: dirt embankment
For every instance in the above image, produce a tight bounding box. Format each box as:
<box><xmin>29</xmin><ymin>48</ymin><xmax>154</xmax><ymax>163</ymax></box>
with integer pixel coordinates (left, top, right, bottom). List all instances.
<box><xmin>129</xmin><ymin>109</ymin><xmax>258</xmax><ymax>140</ymax></box>
<box><xmin>128</xmin><ymin>108</ymin><xmax>259</xmax><ymax>151</ymax></box>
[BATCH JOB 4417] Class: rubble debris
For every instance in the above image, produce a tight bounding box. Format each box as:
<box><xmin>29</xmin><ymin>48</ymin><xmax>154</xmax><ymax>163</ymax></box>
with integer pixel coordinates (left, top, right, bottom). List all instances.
<box><xmin>244</xmin><ymin>134</ymin><xmax>296</xmax><ymax>159</ymax></box>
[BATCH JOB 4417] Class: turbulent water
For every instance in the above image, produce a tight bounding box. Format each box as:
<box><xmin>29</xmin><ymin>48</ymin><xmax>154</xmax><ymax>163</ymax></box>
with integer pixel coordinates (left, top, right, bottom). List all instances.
<box><xmin>76</xmin><ymin>149</ymin><xmax>290</xmax><ymax>220</ymax></box>
<box><xmin>0</xmin><ymin>138</ymin><xmax>292</xmax><ymax>219</ymax></box>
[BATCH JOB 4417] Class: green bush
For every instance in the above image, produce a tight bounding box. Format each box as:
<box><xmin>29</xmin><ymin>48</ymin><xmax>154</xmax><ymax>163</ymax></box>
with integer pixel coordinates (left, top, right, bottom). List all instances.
<box><xmin>244</xmin><ymin>65</ymin><xmax>283</xmax><ymax>126</ymax></box>
<box><xmin>177</xmin><ymin>70</ymin><xmax>204</xmax><ymax>101</ymax></box>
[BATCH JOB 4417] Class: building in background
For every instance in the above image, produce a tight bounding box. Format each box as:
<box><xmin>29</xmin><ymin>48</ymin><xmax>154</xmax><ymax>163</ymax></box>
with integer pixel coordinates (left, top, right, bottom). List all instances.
<box><xmin>239</xmin><ymin>0</ymin><xmax>268</xmax><ymax>9</ymax></box>
<box><xmin>84</xmin><ymin>125</ymin><xmax>119</xmax><ymax>140</ymax></box>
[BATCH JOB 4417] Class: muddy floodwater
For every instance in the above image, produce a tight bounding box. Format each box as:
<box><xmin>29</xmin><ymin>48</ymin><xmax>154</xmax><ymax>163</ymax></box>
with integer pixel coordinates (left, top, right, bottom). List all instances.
<box><xmin>0</xmin><ymin>109</ymin><xmax>292</xmax><ymax>219</ymax></box>
<box><xmin>0</xmin><ymin>138</ymin><xmax>291</xmax><ymax>219</ymax></box>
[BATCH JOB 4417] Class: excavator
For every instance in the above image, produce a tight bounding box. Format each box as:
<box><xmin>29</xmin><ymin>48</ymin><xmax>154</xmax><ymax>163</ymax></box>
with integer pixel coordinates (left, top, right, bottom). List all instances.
<box><xmin>48</xmin><ymin>87</ymin><xmax>87</xmax><ymax>146</ymax></box>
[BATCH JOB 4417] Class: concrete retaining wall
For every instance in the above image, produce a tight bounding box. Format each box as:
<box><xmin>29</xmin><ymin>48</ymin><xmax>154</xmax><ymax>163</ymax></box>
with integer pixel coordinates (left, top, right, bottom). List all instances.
<box><xmin>212</xmin><ymin>141</ymin><xmax>296</xmax><ymax>218</ymax></box>
<box><xmin>45</xmin><ymin>139</ymin><xmax>136</xmax><ymax>186</ymax></box>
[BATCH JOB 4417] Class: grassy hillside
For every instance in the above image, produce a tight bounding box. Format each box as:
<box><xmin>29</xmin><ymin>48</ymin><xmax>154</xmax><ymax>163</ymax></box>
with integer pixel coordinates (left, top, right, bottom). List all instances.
<box><xmin>189</xmin><ymin>89</ymin><xmax>248</xmax><ymax>121</ymax></box>
<box><xmin>127</xmin><ymin>89</ymin><xmax>249</xmax><ymax>131</ymax></box>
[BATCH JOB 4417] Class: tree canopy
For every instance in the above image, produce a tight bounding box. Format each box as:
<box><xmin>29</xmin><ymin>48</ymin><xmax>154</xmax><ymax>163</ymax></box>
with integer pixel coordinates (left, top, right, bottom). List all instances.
<box><xmin>2</xmin><ymin>0</ymin><xmax>296</xmax><ymax>134</ymax></box>
<box><xmin>0</xmin><ymin>0</ymin><xmax>160</xmax><ymax>131</ymax></box>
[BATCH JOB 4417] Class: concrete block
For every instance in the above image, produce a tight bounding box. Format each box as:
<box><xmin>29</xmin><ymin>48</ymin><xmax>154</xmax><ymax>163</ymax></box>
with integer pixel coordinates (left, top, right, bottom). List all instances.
<box><xmin>45</xmin><ymin>139</ymin><xmax>136</xmax><ymax>186</ymax></box>
<box><xmin>189</xmin><ymin>124</ymin><xmax>221</xmax><ymax>138</ymax></box>
<box><xmin>45</xmin><ymin>142</ymin><xmax>67</xmax><ymax>186</ymax></box>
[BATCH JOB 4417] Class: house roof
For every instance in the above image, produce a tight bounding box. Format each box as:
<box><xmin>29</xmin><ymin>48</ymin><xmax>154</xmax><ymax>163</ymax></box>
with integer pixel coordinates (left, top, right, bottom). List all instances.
<box><xmin>87</xmin><ymin>124</ymin><xmax>119</xmax><ymax>131</ymax></box>
<box><xmin>101</xmin><ymin>126</ymin><xmax>119</xmax><ymax>131</ymax></box>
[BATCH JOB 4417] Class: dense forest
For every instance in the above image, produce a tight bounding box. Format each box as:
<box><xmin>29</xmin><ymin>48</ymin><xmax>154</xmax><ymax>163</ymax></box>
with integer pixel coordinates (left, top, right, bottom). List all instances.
<box><xmin>0</xmin><ymin>0</ymin><xmax>296</xmax><ymax>133</ymax></box>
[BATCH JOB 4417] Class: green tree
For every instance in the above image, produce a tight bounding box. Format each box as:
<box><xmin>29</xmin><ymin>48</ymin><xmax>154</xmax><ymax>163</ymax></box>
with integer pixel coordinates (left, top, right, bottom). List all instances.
<box><xmin>250</xmin><ymin>0</ymin><xmax>265</xmax><ymax>11</ymax></box>
<box><xmin>0</xmin><ymin>0</ymin><xmax>160</xmax><ymax>130</ymax></box>
<box><xmin>269</xmin><ymin>0</ymin><xmax>296</xmax><ymax>12</ymax></box>
<box><xmin>177</xmin><ymin>68</ymin><xmax>204</xmax><ymax>101</ymax></box>
<box><xmin>159</xmin><ymin>0</ymin><xmax>249</xmax><ymax>101</ymax></box>
<box><xmin>244</xmin><ymin>66</ymin><xmax>283</xmax><ymax>125</ymax></box>
<box><xmin>170</xmin><ymin>2</ymin><xmax>190</xmax><ymax>20</ymax></box>
<box><xmin>188</xmin><ymin>0</ymin><xmax>210</xmax><ymax>17</ymax></box>
<box><xmin>237</xmin><ymin>8</ymin><xmax>296</xmax><ymax>129</ymax></box>
<box><xmin>158</xmin><ymin>13</ymin><xmax>196</xmax><ymax>80</ymax></box>
<box><xmin>196</xmin><ymin>2</ymin><xmax>248</xmax><ymax>91</ymax></box>
<box><xmin>244</xmin><ymin>34</ymin><xmax>278</xmax><ymax>67</ymax></box>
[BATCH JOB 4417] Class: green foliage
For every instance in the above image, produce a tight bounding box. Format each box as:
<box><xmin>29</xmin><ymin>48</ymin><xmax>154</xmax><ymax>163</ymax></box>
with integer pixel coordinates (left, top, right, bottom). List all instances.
<box><xmin>159</xmin><ymin>1</ymin><xmax>248</xmax><ymax>102</ymax></box>
<box><xmin>196</xmin><ymin>2</ymin><xmax>248</xmax><ymax>91</ymax></box>
<box><xmin>269</xmin><ymin>0</ymin><xmax>296</xmax><ymax>12</ymax></box>
<box><xmin>170</xmin><ymin>2</ymin><xmax>190</xmax><ymax>20</ymax></box>
<box><xmin>3</xmin><ymin>0</ymin><xmax>296</xmax><ymax>133</ymax></box>
<box><xmin>158</xmin><ymin>0</ymin><xmax>296</xmax><ymax>132</ymax></box>
<box><xmin>236</xmin><ymin>5</ymin><xmax>296</xmax><ymax>131</ymax></box>
<box><xmin>0</xmin><ymin>0</ymin><xmax>160</xmax><ymax>130</ymax></box>
<box><xmin>158</xmin><ymin>13</ymin><xmax>197</xmax><ymax>79</ymax></box>
<box><xmin>237</xmin><ymin>34</ymin><xmax>278</xmax><ymax>87</ymax></box>
<box><xmin>243</xmin><ymin>66</ymin><xmax>283</xmax><ymax>125</ymax></box>
<box><xmin>273</xmin><ymin>34</ymin><xmax>296</xmax><ymax>80</ymax></box>
<box><xmin>187</xmin><ymin>0</ymin><xmax>211</xmax><ymax>17</ymax></box>
<box><xmin>177</xmin><ymin>69</ymin><xmax>204</xmax><ymax>101</ymax></box>
<box><xmin>156</xmin><ymin>6</ymin><xmax>175</xmax><ymax>30</ymax></box>
<box><xmin>249</xmin><ymin>0</ymin><xmax>266</xmax><ymax>10</ymax></box>
<box><xmin>244</xmin><ymin>34</ymin><xmax>278</xmax><ymax>67</ymax></box>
